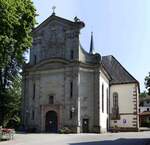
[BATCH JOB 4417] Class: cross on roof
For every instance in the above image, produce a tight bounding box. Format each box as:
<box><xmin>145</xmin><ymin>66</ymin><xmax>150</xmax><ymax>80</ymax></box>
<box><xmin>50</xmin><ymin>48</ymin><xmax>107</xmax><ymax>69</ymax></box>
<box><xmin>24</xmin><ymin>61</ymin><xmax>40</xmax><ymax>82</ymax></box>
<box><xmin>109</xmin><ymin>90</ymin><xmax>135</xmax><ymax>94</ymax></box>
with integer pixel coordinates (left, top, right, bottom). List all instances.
<box><xmin>52</xmin><ymin>6</ymin><xmax>56</xmax><ymax>15</ymax></box>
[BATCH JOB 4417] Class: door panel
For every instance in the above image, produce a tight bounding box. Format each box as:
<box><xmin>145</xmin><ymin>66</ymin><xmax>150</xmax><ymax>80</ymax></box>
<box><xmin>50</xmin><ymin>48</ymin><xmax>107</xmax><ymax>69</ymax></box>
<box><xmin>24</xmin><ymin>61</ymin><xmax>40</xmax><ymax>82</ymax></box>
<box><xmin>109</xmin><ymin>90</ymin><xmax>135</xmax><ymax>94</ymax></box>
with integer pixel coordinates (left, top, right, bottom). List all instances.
<box><xmin>45</xmin><ymin>111</ymin><xmax>58</xmax><ymax>133</ymax></box>
<box><xmin>82</xmin><ymin>119</ymin><xmax>89</xmax><ymax>133</ymax></box>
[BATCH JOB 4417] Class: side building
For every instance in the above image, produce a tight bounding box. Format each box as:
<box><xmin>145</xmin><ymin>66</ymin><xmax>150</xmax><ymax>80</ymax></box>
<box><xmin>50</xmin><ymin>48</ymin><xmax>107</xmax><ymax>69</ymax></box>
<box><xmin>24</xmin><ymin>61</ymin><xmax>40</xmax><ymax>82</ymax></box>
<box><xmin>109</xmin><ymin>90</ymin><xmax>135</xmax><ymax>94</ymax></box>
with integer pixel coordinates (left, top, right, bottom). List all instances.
<box><xmin>139</xmin><ymin>95</ymin><xmax>150</xmax><ymax>127</ymax></box>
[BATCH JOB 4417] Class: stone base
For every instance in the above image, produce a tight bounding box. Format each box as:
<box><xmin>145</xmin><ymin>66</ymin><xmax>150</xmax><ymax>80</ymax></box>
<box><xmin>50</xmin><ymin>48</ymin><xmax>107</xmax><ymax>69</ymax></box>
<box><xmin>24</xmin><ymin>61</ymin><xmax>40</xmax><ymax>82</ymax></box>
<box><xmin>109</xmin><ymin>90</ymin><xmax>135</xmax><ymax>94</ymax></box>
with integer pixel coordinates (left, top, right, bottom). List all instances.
<box><xmin>77</xmin><ymin>126</ymin><xmax>81</xmax><ymax>133</ymax></box>
<box><xmin>92</xmin><ymin>126</ymin><xmax>101</xmax><ymax>133</ymax></box>
<box><xmin>109</xmin><ymin>127</ymin><xmax>139</xmax><ymax>132</ymax></box>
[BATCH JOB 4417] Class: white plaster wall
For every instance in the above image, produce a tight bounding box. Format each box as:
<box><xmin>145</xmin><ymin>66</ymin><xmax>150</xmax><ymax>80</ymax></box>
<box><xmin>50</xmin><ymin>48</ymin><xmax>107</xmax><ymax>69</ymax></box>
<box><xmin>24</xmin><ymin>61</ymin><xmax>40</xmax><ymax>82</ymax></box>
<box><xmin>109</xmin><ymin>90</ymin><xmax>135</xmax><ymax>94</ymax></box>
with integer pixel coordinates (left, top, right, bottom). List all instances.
<box><xmin>99</xmin><ymin>71</ymin><xmax>109</xmax><ymax>132</ymax></box>
<box><xmin>110</xmin><ymin>84</ymin><xmax>135</xmax><ymax>114</ymax></box>
<box><xmin>110</xmin><ymin>84</ymin><xmax>138</xmax><ymax>128</ymax></box>
<box><xmin>140</xmin><ymin>107</ymin><xmax>150</xmax><ymax>113</ymax></box>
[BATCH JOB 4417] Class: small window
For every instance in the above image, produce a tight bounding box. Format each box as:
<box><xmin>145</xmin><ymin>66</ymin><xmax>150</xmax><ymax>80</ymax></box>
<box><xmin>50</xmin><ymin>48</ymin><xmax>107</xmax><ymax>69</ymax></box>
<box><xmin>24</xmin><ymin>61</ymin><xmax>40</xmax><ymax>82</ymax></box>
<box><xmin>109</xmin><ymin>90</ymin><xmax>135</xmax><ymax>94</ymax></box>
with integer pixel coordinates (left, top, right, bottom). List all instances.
<box><xmin>70</xmin><ymin>50</ymin><xmax>74</xmax><ymax>59</ymax></box>
<box><xmin>102</xmin><ymin>84</ymin><xmax>104</xmax><ymax>113</ymax></box>
<box><xmin>70</xmin><ymin>81</ymin><xmax>73</xmax><ymax>98</ymax></box>
<box><xmin>147</xmin><ymin>100</ymin><xmax>150</xmax><ymax>104</ymax></box>
<box><xmin>70</xmin><ymin>111</ymin><xmax>73</xmax><ymax>120</ymax></box>
<box><xmin>147</xmin><ymin>108</ymin><xmax>150</xmax><ymax>111</ymax></box>
<box><xmin>34</xmin><ymin>55</ymin><xmax>37</xmax><ymax>64</ymax></box>
<box><xmin>113</xmin><ymin>92</ymin><xmax>118</xmax><ymax>107</ymax></box>
<box><xmin>32</xmin><ymin>110</ymin><xmax>35</xmax><ymax>120</ymax></box>
<box><xmin>112</xmin><ymin>92</ymin><xmax>119</xmax><ymax>120</ymax></box>
<box><xmin>49</xmin><ymin>96</ymin><xmax>54</xmax><ymax>104</ymax></box>
<box><xmin>114</xmin><ymin>120</ymin><xmax>117</xmax><ymax>123</ymax></box>
<box><xmin>107</xmin><ymin>88</ymin><xmax>109</xmax><ymax>114</ymax></box>
<box><xmin>33</xmin><ymin>83</ymin><xmax>36</xmax><ymax>100</ymax></box>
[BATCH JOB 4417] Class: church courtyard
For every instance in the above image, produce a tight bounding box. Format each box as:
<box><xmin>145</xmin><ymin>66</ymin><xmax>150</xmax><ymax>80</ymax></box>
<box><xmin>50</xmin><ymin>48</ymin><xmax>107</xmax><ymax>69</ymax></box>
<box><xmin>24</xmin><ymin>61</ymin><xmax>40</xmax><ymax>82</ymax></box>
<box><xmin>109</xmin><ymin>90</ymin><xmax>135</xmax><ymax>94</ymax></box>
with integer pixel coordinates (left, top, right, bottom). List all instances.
<box><xmin>1</xmin><ymin>131</ymin><xmax>150</xmax><ymax>145</ymax></box>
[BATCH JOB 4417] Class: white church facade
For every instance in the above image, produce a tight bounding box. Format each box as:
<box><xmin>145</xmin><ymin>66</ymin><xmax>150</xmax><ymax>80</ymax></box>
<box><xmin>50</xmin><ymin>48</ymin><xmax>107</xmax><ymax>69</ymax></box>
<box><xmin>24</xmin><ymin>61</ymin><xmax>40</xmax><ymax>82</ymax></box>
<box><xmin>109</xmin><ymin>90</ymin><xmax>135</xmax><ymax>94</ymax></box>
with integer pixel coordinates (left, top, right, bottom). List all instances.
<box><xmin>22</xmin><ymin>12</ymin><xmax>140</xmax><ymax>133</ymax></box>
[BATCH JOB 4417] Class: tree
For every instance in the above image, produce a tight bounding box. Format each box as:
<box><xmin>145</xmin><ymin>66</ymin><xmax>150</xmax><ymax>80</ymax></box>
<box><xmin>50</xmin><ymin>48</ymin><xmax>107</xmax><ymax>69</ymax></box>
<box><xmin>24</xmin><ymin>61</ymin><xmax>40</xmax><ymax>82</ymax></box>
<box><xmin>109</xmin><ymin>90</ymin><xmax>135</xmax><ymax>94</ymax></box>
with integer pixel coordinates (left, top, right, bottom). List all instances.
<box><xmin>145</xmin><ymin>72</ymin><xmax>150</xmax><ymax>95</ymax></box>
<box><xmin>139</xmin><ymin>91</ymin><xmax>147</xmax><ymax>98</ymax></box>
<box><xmin>3</xmin><ymin>75</ymin><xmax>21</xmax><ymax>128</ymax></box>
<box><xmin>0</xmin><ymin>0</ymin><xmax>36</xmax><ymax>127</ymax></box>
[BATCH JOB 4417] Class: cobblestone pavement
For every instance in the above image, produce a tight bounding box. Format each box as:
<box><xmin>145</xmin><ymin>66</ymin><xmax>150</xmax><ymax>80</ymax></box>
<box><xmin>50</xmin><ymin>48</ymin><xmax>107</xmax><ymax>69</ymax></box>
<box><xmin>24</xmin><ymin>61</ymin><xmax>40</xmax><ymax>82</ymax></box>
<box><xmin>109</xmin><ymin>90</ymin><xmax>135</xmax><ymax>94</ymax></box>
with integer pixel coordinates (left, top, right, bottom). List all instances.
<box><xmin>0</xmin><ymin>131</ymin><xmax>150</xmax><ymax>145</ymax></box>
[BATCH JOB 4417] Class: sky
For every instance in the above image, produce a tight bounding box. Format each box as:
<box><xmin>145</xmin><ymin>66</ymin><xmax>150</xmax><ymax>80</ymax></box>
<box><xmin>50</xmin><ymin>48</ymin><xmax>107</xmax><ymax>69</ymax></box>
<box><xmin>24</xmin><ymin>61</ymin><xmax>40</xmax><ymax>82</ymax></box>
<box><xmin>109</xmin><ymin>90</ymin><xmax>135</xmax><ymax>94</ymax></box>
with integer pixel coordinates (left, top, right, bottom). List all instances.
<box><xmin>32</xmin><ymin>0</ymin><xmax>150</xmax><ymax>92</ymax></box>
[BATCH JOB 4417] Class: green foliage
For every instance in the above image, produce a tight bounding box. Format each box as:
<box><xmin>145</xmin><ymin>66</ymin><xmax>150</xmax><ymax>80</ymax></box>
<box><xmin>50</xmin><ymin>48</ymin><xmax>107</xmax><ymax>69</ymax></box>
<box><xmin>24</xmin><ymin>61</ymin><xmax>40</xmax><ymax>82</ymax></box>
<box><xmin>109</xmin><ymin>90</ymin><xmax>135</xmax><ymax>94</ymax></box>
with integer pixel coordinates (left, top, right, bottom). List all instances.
<box><xmin>141</xmin><ymin>119</ymin><xmax>150</xmax><ymax>127</ymax></box>
<box><xmin>0</xmin><ymin>0</ymin><xmax>36</xmax><ymax>127</ymax></box>
<box><xmin>58</xmin><ymin>127</ymin><xmax>72</xmax><ymax>134</ymax></box>
<box><xmin>139</xmin><ymin>91</ymin><xmax>147</xmax><ymax>98</ymax></box>
<box><xmin>145</xmin><ymin>72</ymin><xmax>150</xmax><ymax>95</ymax></box>
<box><xmin>3</xmin><ymin>75</ymin><xmax>21</xmax><ymax>128</ymax></box>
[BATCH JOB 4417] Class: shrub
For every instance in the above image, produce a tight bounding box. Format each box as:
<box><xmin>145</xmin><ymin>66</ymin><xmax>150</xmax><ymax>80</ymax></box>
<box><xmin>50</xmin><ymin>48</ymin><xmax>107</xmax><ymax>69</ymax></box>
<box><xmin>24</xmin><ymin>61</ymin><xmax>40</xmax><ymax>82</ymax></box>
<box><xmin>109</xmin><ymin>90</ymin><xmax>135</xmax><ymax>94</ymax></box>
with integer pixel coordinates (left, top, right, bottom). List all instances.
<box><xmin>58</xmin><ymin>127</ymin><xmax>72</xmax><ymax>134</ymax></box>
<box><xmin>141</xmin><ymin>120</ymin><xmax>150</xmax><ymax>127</ymax></box>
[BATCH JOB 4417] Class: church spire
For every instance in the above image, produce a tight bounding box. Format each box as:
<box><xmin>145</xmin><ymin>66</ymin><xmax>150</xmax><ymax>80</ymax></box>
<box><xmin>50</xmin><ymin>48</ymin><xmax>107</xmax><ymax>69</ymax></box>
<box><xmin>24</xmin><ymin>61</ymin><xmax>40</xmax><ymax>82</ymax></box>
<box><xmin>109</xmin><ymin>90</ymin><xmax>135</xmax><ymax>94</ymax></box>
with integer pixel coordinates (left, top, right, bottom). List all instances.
<box><xmin>89</xmin><ymin>32</ymin><xmax>95</xmax><ymax>54</ymax></box>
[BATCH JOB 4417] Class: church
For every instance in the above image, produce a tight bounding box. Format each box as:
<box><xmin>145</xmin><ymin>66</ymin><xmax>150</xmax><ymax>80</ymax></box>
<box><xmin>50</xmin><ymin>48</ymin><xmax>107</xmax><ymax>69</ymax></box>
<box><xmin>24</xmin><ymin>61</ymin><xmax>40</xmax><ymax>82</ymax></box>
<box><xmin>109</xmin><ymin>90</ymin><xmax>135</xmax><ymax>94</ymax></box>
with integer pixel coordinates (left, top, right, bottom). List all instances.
<box><xmin>22</xmin><ymin>10</ymin><xmax>140</xmax><ymax>133</ymax></box>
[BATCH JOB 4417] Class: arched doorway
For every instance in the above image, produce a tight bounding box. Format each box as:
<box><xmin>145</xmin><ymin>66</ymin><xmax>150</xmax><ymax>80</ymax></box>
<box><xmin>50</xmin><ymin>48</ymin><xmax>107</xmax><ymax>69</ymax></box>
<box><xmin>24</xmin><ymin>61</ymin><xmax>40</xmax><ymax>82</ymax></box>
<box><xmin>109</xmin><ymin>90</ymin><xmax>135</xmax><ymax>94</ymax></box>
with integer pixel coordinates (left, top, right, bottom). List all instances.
<box><xmin>45</xmin><ymin>111</ymin><xmax>58</xmax><ymax>133</ymax></box>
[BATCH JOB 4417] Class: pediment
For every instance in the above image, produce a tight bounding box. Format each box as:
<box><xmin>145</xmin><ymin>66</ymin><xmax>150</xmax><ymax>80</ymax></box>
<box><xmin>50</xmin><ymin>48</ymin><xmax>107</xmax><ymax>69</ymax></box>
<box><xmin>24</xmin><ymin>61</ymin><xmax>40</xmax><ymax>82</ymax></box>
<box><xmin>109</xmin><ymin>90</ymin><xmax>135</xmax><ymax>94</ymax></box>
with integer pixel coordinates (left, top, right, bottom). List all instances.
<box><xmin>32</xmin><ymin>15</ymin><xmax>78</xmax><ymax>48</ymax></box>
<box><xmin>33</xmin><ymin>15</ymin><xmax>75</xmax><ymax>35</ymax></box>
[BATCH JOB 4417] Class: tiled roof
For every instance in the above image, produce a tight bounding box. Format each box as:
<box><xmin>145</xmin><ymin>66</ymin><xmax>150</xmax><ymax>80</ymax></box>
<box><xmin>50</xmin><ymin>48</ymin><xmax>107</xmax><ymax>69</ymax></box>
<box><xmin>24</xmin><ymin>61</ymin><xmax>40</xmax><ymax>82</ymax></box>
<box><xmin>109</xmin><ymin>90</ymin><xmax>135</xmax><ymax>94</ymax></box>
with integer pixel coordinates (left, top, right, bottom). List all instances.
<box><xmin>139</xmin><ymin>111</ymin><xmax>150</xmax><ymax>116</ymax></box>
<box><xmin>102</xmin><ymin>55</ymin><xmax>138</xmax><ymax>85</ymax></box>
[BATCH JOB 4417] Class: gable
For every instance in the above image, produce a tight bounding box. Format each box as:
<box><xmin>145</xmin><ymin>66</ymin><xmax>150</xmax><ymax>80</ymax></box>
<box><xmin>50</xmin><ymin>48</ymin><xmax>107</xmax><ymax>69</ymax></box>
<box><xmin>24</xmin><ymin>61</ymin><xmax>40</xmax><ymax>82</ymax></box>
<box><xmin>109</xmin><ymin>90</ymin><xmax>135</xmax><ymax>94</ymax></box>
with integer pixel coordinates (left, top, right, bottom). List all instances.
<box><xmin>29</xmin><ymin>14</ymin><xmax>85</xmax><ymax>65</ymax></box>
<box><xmin>33</xmin><ymin>15</ymin><xmax>85</xmax><ymax>35</ymax></box>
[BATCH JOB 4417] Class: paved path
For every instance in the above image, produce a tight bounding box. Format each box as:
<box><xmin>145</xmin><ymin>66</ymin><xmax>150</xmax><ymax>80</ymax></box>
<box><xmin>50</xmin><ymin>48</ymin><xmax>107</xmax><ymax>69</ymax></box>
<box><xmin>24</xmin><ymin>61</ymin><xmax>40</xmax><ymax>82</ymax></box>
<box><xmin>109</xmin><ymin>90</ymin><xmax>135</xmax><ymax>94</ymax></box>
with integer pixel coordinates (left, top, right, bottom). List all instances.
<box><xmin>0</xmin><ymin>131</ymin><xmax>150</xmax><ymax>145</ymax></box>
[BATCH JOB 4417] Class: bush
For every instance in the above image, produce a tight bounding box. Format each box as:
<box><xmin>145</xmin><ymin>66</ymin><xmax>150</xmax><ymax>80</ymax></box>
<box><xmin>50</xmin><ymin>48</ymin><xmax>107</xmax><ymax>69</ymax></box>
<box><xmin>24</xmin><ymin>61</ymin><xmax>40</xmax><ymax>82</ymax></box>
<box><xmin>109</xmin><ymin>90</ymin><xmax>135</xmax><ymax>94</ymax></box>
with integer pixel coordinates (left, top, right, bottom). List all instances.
<box><xmin>141</xmin><ymin>120</ymin><xmax>150</xmax><ymax>127</ymax></box>
<box><xmin>58</xmin><ymin>127</ymin><xmax>72</xmax><ymax>134</ymax></box>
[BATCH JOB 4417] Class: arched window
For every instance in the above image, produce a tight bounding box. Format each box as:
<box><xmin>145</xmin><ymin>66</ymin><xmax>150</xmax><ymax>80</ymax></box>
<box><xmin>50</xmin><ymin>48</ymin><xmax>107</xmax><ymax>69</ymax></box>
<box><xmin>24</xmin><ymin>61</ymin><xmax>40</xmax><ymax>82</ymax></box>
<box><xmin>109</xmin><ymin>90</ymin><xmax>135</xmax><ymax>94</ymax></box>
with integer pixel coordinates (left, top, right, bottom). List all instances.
<box><xmin>70</xmin><ymin>81</ymin><xmax>73</xmax><ymax>98</ymax></box>
<box><xmin>32</xmin><ymin>110</ymin><xmax>35</xmax><ymax>120</ymax></box>
<box><xmin>113</xmin><ymin>92</ymin><xmax>118</xmax><ymax>108</ymax></box>
<box><xmin>112</xmin><ymin>92</ymin><xmax>119</xmax><ymax>119</ymax></box>
<box><xmin>34</xmin><ymin>55</ymin><xmax>37</xmax><ymax>64</ymax></box>
<box><xmin>102</xmin><ymin>84</ymin><xmax>104</xmax><ymax>112</ymax></box>
<box><xmin>33</xmin><ymin>83</ymin><xmax>36</xmax><ymax>100</ymax></box>
<box><xmin>70</xmin><ymin>50</ymin><xmax>74</xmax><ymax>60</ymax></box>
<box><xmin>107</xmin><ymin>88</ymin><xmax>109</xmax><ymax>114</ymax></box>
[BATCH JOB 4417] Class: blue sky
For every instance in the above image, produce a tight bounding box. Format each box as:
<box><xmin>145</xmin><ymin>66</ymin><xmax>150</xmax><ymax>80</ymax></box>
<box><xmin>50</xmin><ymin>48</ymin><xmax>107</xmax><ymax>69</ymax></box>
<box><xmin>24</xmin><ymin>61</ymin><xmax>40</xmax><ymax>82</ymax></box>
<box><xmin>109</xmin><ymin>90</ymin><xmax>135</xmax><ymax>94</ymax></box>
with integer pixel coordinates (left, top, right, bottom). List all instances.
<box><xmin>32</xmin><ymin>0</ymin><xmax>150</xmax><ymax>92</ymax></box>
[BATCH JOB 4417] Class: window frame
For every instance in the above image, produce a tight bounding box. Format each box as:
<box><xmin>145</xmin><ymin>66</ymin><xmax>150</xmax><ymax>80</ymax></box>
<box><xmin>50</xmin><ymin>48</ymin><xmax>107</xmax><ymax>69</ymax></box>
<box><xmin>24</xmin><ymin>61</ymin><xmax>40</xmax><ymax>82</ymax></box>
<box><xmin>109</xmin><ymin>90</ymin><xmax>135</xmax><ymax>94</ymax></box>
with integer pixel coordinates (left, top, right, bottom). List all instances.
<box><xmin>49</xmin><ymin>95</ymin><xmax>54</xmax><ymax>104</ymax></box>
<box><xmin>70</xmin><ymin>50</ymin><xmax>74</xmax><ymax>60</ymax></box>
<box><xmin>32</xmin><ymin>110</ymin><xmax>35</xmax><ymax>120</ymax></box>
<box><xmin>112</xmin><ymin>92</ymin><xmax>120</xmax><ymax>120</ymax></box>
<box><xmin>70</xmin><ymin>81</ymin><xmax>73</xmax><ymax>98</ymax></box>
<box><xmin>33</xmin><ymin>83</ymin><xmax>36</xmax><ymax>100</ymax></box>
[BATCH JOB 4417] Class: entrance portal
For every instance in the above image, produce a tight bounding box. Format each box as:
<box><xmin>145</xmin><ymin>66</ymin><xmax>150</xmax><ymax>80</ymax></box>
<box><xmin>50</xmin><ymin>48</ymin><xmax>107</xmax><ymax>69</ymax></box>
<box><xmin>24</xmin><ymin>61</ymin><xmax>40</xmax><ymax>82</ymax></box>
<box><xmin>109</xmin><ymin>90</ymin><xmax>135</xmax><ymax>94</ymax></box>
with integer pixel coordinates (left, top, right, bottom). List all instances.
<box><xmin>45</xmin><ymin>111</ymin><xmax>58</xmax><ymax>133</ymax></box>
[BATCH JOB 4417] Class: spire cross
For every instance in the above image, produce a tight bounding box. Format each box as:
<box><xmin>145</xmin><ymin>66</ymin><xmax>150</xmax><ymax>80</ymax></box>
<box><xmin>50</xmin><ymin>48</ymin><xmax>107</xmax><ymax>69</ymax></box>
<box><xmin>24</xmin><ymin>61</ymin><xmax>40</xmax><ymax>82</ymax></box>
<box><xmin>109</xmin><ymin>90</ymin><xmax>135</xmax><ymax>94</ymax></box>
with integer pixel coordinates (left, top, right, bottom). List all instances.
<box><xmin>52</xmin><ymin>6</ymin><xmax>56</xmax><ymax>15</ymax></box>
